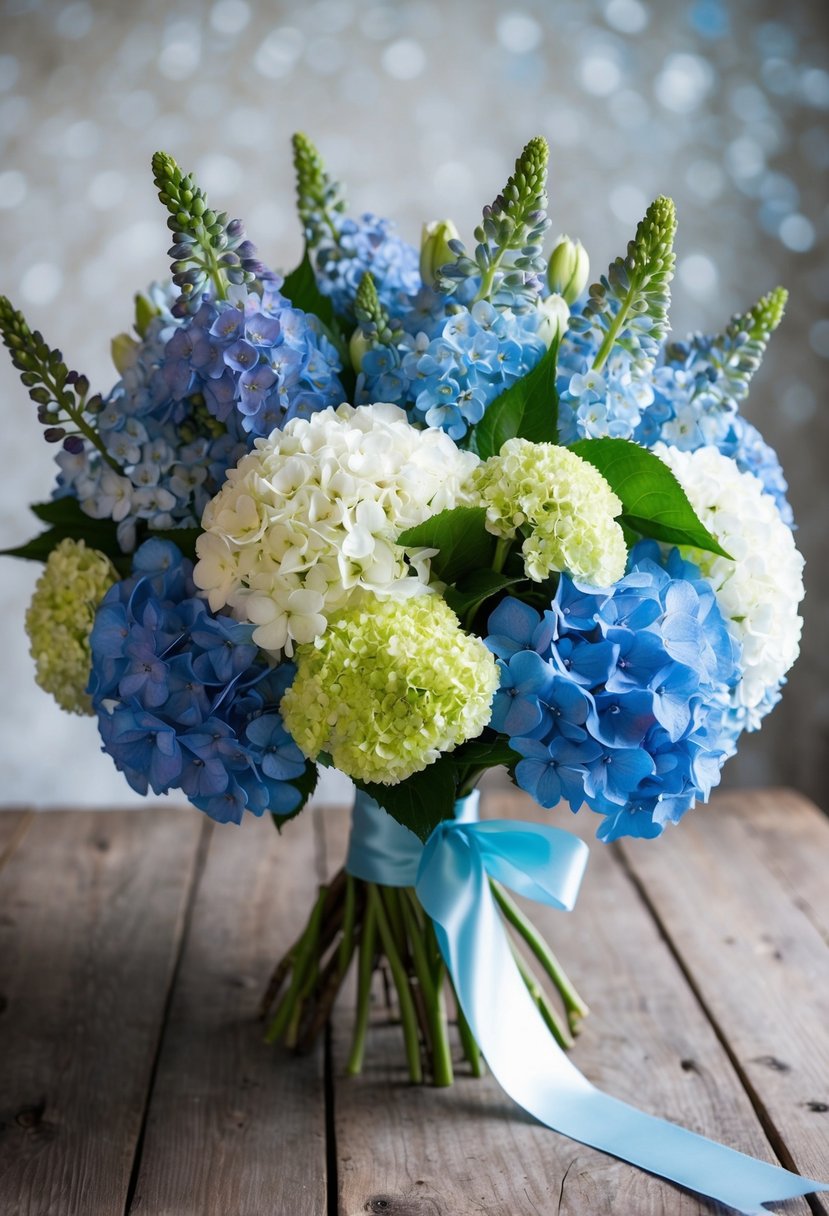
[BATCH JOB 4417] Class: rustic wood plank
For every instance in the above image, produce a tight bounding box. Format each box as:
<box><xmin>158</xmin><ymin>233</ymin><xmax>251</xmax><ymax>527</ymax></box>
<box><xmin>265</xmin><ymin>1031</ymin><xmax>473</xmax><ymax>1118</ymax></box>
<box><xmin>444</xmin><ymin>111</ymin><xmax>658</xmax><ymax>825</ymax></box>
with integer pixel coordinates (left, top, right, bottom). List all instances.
<box><xmin>0</xmin><ymin>809</ymin><xmax>32</xmax><ymax>872</ymax></box>
<box><xmin>719</xmin><ymin>787</ymin><xmax>829</xmax><ymax>947</ymax></box>
<box><xmin>127</xmin><ymin>806</ymin><xmax>328</xmax><ymax>1216</ymax></box>
<box><xmin>326</xmin><ymin>789</ymin><xmax>808</xmax><ymax>1215</ymax></box>
<box><xmin>0</xmin><ymin>808</ymin><xmax>204</xmax><ymax>1216</ymax></box>
<box><xmin>619</xmin><ymin>791</ymin><xmax>829</xmax><ymax>1213</ymax></box>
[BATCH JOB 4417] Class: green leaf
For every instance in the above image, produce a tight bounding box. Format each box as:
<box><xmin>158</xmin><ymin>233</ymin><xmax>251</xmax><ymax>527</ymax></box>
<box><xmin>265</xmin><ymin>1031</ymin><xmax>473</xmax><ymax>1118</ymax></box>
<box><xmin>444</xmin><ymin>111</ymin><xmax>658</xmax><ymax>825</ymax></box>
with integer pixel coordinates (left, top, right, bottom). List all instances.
<box><xmin>468</xmin><ymin>336</ymin><xmax>558</xmax><ymax>459</ymax></box>
<box><xmin>449</xmin><ymin>736</ymin><xmax>521</xmax><ymax>771</ymax></box>
<box><xmin>355</xmin><ymin>756</ymin><xmax>458</xmax><ymax>844</ymax></box>
<box><xmin>3</xmin><ymin>499</ymin><xmax>130</xmax><ymax>573</ymax></box>
<box><xmin>443</xmin><ymin>568</ymin><xmax>524</xmax><ymax>624</ymax></box>
<box><xmin>570</xmin><ymin>437</ymin><xmax>730</xmax><ymax>558</ymax></box>
<box><xmin>398</xmin><ymin>506</ymin><xmax>495</xmax><ymax>585</ymax></box>
<box><xmin>282</xmin><ymin>248</ymin><xmax>337</xmax><ymax>329</ymax></box>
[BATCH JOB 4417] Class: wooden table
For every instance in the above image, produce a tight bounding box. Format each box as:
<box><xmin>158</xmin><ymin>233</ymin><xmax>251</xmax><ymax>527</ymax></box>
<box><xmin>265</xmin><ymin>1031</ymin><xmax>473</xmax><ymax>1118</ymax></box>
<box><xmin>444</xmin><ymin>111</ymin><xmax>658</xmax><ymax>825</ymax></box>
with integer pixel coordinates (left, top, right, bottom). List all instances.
<box><xmin>0</xmin><ymin>788</ymin><xmax>827</xmax><ymax>1215</ymax></box>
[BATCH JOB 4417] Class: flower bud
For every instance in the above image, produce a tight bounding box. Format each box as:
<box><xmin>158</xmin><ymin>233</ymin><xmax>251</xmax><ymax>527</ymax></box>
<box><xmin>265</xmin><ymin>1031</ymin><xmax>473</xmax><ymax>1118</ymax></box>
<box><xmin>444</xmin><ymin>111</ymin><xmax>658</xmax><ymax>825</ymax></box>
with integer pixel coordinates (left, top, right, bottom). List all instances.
<box><xmin>547</xmin><ymin>236</ymin><xmax>589</xmax><ymax>305</ymax></box>
<box><xmin>134</xmin><ymin>291</ymin><xmax>161</xmax><ymax>339</ymax></box>
<box><xmin>349</xmin><ymin>327</ymin><xmax>374</xmax><ymax>373</ymax></box>
<box><xmin>536</xmin><ymin>293</ymin><xmax>570</xmax><ymax>348</ymax></box>
<box><xmin>111</xmin><ymin>333</ymin><xmax>139</xmax><ymax>375</ymax></box>
<box><xmin>420</xmin><ymin>219</ymin><xmax>460</xmax><ymax>287</ymax></box>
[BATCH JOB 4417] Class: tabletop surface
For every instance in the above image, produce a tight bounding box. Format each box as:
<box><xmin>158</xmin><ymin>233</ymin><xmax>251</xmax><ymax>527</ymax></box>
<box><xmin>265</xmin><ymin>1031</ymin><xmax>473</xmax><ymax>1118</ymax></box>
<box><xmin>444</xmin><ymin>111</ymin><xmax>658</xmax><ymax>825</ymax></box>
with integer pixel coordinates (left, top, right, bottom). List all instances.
<box><xmin>0</xmin><ymin>787</ymin><xmax>827</xmax><ymax>1216</ymax></box>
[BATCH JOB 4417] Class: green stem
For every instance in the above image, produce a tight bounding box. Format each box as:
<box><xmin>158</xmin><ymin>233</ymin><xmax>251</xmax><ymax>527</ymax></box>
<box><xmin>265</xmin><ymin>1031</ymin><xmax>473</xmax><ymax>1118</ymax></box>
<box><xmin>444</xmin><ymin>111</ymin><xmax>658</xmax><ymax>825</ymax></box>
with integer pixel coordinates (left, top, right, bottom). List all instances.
<box><xmin>400</xmin><ymin>892</ymin><xmax>453</xmax><ymax>1087</ymax></box>
<box><xmin>492</xmin><ymin>536</ymin><xmax>512</xmax><ymax>574</ymax></box>
<box><xmin>491</xmin><ymin>880</ymin><xmax>589</xmax><ymax>1034</ymax></box>
<box><xmin>265</xmin><ymin>886</ymin><xmax>327</xmax><ymax>1044</ymax></box>
<box><xmin>512</xmin><ymin>945</ymin><xmax>573</xmax><ymax>1050</ymax></box>
<box><xmin>347</xmin><ymin>888</ymin><xmax>378</xmax><ymax>1076</ymax></box>
<box><xmin>45</xmin><ymin>372</ymin><xmax>124</xmax><ymax>474</ymax></box>
<box><xmin>369</xmin><ymin>885</ymin><xmax>423</xmax><ymax>1084</ymax></box>
<box><xmin>591</xmin><ymin>278</ymin><xmax>640</xmax><ymax>373</ymax></box>
<box><xmin>338</xmin><ymin>874</ymin><xmax>357</xmax><ymax>974</ymax></box>
<box><xmin>455</xmin><ymin>995</ymin><xmax>485</xmax><ymax>1077</ymax></box>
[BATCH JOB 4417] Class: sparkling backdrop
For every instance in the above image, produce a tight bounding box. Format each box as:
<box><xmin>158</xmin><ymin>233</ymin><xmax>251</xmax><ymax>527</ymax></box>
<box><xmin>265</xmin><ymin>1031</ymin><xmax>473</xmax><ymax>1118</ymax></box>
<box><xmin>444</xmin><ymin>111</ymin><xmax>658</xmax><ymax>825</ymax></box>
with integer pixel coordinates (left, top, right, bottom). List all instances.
<box><xmin>0</xmin><ymin>0</ymin><xmax>826</xmax><ymax>807</ymax></box>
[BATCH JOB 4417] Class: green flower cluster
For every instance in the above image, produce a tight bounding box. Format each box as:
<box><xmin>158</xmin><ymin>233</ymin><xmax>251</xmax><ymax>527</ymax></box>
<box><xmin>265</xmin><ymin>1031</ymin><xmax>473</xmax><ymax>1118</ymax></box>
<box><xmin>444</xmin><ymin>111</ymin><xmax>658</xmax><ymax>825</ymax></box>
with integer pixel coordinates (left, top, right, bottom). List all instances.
<box><xmin>281</xmin><ymin>593</ymin><xmax>499</xmax><ymax>784</ymax></box>
<box><xmin>25</xmin><ymin>538</ymin><xmax>117</xmax><ymax>714</ymax></box>
<box><xmin>467</xmin><ymin>438</ymin><xmax>627</xmax><ymax>586</ymax></box>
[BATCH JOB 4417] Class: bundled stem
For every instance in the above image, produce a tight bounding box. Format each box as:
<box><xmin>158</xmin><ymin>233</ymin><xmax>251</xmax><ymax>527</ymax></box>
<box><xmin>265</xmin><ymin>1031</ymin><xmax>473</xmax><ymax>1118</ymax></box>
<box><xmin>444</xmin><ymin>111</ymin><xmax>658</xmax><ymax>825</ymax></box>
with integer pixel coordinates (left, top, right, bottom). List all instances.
<box><xmin>261</xmin><ymin>866</ymin><xmax>590</xmax><ymax>1086</ymax></box>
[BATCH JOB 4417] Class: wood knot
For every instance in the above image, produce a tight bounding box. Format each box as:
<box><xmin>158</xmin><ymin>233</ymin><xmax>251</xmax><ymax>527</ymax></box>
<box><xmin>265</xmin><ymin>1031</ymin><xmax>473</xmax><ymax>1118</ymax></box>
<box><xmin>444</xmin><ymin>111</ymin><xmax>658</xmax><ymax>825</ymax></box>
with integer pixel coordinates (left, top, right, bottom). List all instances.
<box><xmin>805</xmin><ymin>1101</ymin><xmax>829</xmax><ymax>1113</ymax></box>
<box><xmin>15</xmin><ymin>1098</ymin><xmax>46</xmax><ymax>1129</ymax></box>
<box><xmin>752</xmin><ymin>1055</ymin><xmax>790</xmax><ymax>1072</ymax></box>
<box><xmin>365</xmin><ymin>1197</ymin><xmax>433</xmax><ymax>1214</ymax></box>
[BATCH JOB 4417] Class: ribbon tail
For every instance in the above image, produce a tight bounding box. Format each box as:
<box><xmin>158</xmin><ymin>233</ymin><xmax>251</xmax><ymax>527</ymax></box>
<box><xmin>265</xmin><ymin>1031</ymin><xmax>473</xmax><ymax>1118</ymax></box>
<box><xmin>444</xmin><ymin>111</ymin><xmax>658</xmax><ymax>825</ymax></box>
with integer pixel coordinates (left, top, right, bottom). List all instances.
<box><xmin>416</xmin><ymin>829</ymin><xmax>828</xmax><ymax>1216</ymax></box>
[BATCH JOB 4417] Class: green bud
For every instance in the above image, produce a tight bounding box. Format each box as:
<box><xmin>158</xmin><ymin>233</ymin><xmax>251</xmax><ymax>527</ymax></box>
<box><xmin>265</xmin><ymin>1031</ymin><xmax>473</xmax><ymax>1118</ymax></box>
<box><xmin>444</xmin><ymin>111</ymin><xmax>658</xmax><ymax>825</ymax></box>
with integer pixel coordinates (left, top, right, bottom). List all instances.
<box><xmin>111</xmin><ymin>332</ymin><xmax>139</xmax><ymax>375</ymax></box>
<box><xmin>134</xmin><ymin>291</ymin><xmax>161</xmax><ymax>339</ymax></box>
<box><xmin>536</xmin><ymin>293</ymin><xmax>570</xmax><ymax>347</ymax></box>
<box><xmin>547</xmin><ymin>236</ymin><xmax>589</xmax><ymax>305</ymax></box>
<box><xmin>419</xmin><ymin>219</ymin><xmax>460</xmax><ymax>287</ymax></box>
<box><xmin>349</xmin><ymin>327</ymin><xmax>374</xmax><ymax>373</ymax></box>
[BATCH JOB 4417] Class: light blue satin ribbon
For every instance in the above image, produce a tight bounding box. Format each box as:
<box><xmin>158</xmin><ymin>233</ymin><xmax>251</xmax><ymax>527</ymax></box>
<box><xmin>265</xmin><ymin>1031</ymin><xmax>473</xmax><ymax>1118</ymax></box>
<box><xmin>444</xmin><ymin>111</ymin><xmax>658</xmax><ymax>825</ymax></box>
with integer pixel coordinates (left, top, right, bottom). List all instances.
<box><xmin>346</xmin><ymin>790</ymin><xmax>828</xmax><ymax>1216</ymax></box>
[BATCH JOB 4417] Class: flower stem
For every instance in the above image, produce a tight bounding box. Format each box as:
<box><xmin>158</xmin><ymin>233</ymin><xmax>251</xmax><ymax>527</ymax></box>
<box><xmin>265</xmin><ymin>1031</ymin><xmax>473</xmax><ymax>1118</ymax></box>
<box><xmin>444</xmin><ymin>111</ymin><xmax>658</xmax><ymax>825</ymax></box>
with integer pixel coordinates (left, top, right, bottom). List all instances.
<box><xmin>265</xmin><ymin>886</ymin><xmax>327</xmax><ymax>1044</ymax></box>
<box><xmin>338</xmin><ymin>873</ymin><xmax>357</xmax><ymax>974</ymax></box>
<box><xmin>347</xmin><ymin>887</ymin><xmax>378</xmax><ymax>1076</ymax></box>
<box><xmin>511</xmin><ymin>945</ymin><xmax>573</xmax><ymax>1050</ymax></box>
<box><xmin>490</xmin><ymin>879</ymin><xmax>588</xmax><ymax>1035</ymax></box>
<box><xmin>369</xmin><ymin>884</ymin><xmax>423</xmax><ymax>1084</ymax></box>
<box><xmin>455</xmin><ymin>994</ymin><xmax>485</xmax><ymax>1077</ymax></box>
<box><xmin>400</xmin><ymin>891</ymin><xmax>453</xmax><ymax>1086</ymax></box>
<box><xmin>492</xmin><ymin>536</ymin><xmax>512</xmax><ymax>574</ymax></box>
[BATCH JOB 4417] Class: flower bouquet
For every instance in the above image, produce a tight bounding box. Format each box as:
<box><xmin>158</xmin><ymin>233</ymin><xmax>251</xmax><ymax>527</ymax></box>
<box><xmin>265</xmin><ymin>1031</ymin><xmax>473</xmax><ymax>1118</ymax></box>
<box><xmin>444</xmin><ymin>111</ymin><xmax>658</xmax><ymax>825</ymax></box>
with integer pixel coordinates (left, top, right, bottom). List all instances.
<box><xmin>3</xmin><ymin>135</ymin><xmax>824</xmax><ymax>1212</ymax></box>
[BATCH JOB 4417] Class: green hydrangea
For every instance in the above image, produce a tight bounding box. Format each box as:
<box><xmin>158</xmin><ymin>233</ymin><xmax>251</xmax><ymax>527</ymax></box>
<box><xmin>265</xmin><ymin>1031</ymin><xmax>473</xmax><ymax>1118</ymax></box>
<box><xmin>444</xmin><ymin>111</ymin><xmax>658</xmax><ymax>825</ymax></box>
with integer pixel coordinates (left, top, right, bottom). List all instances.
<box><xmin>25</xmin><ymin>538</ymin><xmax>118</xmax><ymax>715</ymax></box>
<box><xmin>467</xmin><ymin>438</ymin><xmax>628</xmax><ymax>586</ymax></box>
<box><xmin>281</xmin><ymin>593</ymin><xmax>499</xmax><ymax>785</ymax></box>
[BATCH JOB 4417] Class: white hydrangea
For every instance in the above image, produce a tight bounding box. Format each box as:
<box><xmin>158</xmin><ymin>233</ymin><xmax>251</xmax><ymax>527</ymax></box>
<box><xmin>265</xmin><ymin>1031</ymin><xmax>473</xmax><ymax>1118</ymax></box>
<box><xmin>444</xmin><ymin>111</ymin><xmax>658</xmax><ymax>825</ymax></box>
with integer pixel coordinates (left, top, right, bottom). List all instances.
<box><xmin>194</xmin><ymin>403</ymin><xmax>479</xmax><ymax>656</ymax></box>
<box><xmin>655</xmin><ymin>443</ymin><xmax>805</xmax><ymax>727</ymax></box>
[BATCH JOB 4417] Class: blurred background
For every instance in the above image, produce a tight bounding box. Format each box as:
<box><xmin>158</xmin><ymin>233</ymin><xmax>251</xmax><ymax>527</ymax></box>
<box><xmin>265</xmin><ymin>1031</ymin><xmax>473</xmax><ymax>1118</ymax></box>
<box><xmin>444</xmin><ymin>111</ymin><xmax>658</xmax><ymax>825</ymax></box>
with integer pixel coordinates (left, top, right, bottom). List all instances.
<box><xmin>0</xmin><ymin>0</ymin><xmax>826</xmax><ymax>810</ymax></box>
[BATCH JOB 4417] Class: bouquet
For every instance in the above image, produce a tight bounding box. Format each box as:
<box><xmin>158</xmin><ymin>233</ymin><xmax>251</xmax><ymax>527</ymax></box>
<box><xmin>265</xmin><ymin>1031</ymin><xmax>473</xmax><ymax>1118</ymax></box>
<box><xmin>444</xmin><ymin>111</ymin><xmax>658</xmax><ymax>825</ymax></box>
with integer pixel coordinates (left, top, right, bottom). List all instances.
<box><xmin>3</xmin><ymin>135</ymin><xmax>823</xmax><ymax>1212</ymax></box>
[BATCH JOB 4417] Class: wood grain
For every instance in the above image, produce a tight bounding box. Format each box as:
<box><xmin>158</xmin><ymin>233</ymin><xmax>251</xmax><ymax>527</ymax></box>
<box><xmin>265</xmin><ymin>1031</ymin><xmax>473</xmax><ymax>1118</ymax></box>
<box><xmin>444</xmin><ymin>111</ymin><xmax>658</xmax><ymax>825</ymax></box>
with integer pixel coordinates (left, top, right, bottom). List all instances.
<box><xmin>619</xmin><ymin>795</ymin><xmax>829</xmax><ymax>1213</ymax></box>
<box><xmin>127</xmin><ymin>806</ymin><xmax>328</xmax><ymax>1216</ymax></box>
<box><xmin>0</xmin><ymin>808</ymin><xmax>204</xmax><ymax>1216</ymax></box>
<box><xmin>325</xmin><ymin>789</ymin><xmax>810</xmax><ymax>1216</ymax></box>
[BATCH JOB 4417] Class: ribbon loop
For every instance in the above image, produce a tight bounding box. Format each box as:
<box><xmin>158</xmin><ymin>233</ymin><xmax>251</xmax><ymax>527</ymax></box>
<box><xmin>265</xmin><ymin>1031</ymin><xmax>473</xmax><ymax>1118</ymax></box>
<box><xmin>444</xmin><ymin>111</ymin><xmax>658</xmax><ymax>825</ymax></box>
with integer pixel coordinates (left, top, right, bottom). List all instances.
<box><xmin>346</xmin><ymin>791</ymin><xmax>828</xmax><ymax>1215</ymax></box>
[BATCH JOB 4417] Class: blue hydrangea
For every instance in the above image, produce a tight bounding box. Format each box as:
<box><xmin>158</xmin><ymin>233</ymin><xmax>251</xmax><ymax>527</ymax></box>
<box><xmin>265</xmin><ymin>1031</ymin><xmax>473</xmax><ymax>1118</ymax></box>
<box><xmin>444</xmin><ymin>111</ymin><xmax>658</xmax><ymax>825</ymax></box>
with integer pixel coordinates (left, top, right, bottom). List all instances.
<box><xmin>485</xmin><ymin>541</ymin><xmax>742</xmax><ymax>841</ymax></box>
<box><xmin>556</xmin><ymin>320</ymin><xmax>794</xmax><ymax>525</ymax></box>
<box><xmin>357</xmin><ymin>296</ymin><xmax>547</xmax><ymax>441</ymax></box>
<box><xmin>55</xmin><ymin>281</ymin><xmax>345</xmax><ymax>552</ymax></box>
<box><xmin>88</xmin><ymin>539</ymin><xmax>308</xmax><ymax>824</ymax></box>
<box><xmin>313</xmin><ymin>212</ymin><xmax>422</xmax><ymax>323</ymax></box>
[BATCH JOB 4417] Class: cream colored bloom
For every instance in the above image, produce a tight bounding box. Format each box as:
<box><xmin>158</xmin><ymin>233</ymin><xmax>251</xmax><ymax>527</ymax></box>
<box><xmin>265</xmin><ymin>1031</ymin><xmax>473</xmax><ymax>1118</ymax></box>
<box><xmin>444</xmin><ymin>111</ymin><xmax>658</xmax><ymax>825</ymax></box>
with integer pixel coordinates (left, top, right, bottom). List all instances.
<box><xmin>194</xmin><ymin>403</ymin><xmax>479</xmax><ymax>657</ymax></box>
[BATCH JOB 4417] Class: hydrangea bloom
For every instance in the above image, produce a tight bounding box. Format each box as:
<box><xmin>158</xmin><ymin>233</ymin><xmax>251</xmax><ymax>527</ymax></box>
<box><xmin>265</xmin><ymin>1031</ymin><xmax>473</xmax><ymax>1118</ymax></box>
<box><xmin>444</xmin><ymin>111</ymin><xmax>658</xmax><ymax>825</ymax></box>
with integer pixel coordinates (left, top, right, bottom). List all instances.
<box><xmin>281</xmin><ymin>594</ymin><xmax>499</xmax><ymax>784</ymax></box>
<box><xmin>57</xmin><ymin>281</ymin><xmax>344</xmax><ymax>551</ymax></box>
<box><xmin>88</xmin><ymin>539</ymin><xmax>307</xmax><ymax>823</ymax></box>
<box><xmin>654</xmin><ymin>444</ymin><xmax>804</xmax><ymax>727</ymax></box>
<box><xmin>556</xmin><ymin>322</ymin><xmax>794</xmax><ymax>525</ymax></box>
<box><xmin>313</xmin><ymin>213</ymin><xmax>422</xmax><ymax>322</ymax></box>
<box><xmin>25</xmin><ymin>538</ymin><xmax>117</xmax><ymax>714</ymax></box>
<box><xmin>357</xmin><ymin>296</ymin><xmax>547</xmax><ymax>441</ymax></box>
<box><xmin>466</xmin><ymin>438</ymin><xmax>627</xmax><ymax>586</ymax></box>
<box><xmin>487</xmin><ymin>541</ymin><xmax>741</xmax><ymax>841</ymax></box>
<box><xmin>194</xmin><ymin>402</ymin><xmax>479</xmax><ymax>657</ymax></box>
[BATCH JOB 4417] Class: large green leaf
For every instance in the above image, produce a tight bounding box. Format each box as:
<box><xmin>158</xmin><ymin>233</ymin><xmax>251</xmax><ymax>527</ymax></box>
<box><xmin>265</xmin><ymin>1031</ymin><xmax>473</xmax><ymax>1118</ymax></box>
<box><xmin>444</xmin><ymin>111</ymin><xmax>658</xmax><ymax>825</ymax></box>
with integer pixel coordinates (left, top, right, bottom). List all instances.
<box><xmin>570</xmin><ymin>437</ymin><xmax>730</xmax><ymax>558</ymax></box>
<box><xmin>3</xmin><ymin>498</ymin><xmax>130</xmax><ymax>573</ymax></box>
<box><xmin>468</xmin><ymin>336</ymin><xmax>559</xmax><ymax>459</ymax></box>
<box><xmin>356</xmin><ymin>756</ymin><xmax>458</xmax><ymax>843</ymax></box>
<box><xmin>398</xmin><ymin>506</ymin><xmax>495</xmax><ymax>585</ymax></box>
<box><xmin>443</xmin><ymin>568</ymin><xmax>524</xmax><ymax>625</ymax></box>
<box><xmin>272</xmin><ymin>761</ymin><xmax>319</xmax><ymax>832</ymax></box>
<box><xmin>449</xmin><ymin>736</ymin><xmax>521</xmax><ymax>772</ymax></box>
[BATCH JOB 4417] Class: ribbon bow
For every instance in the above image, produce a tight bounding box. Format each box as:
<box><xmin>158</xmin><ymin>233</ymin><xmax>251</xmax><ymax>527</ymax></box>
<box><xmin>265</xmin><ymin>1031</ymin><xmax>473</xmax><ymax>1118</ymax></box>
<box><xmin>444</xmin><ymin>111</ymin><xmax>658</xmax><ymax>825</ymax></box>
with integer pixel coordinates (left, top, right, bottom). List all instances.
<box><xmin>346</xmin><ymin>791</ymin><xmax>827</xmax><ymax>1216</ymax></box>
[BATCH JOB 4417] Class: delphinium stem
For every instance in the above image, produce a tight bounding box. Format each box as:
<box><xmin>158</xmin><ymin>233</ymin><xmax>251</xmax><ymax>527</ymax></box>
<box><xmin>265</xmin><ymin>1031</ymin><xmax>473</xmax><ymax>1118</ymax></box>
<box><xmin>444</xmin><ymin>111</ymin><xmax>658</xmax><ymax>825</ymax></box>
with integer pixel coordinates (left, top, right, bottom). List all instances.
<box><xmin>369</xmin><ymin>884</ymin><xmax>423</xmax><ymax>1084</ymax></box>
<box><xmin>347</xmin><ymin>887</ymin><xmax>378</xmax><ymax>1076</ymax></box>
<box><xmin>454</xmin><ymin>994</ymin><xmax>485</xmax><ymax>1077</ymax></box>
<box><xmin>491</xmin><ymin>879</ymin><xmax>589</xmax><ymax>1036</ymax></box>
